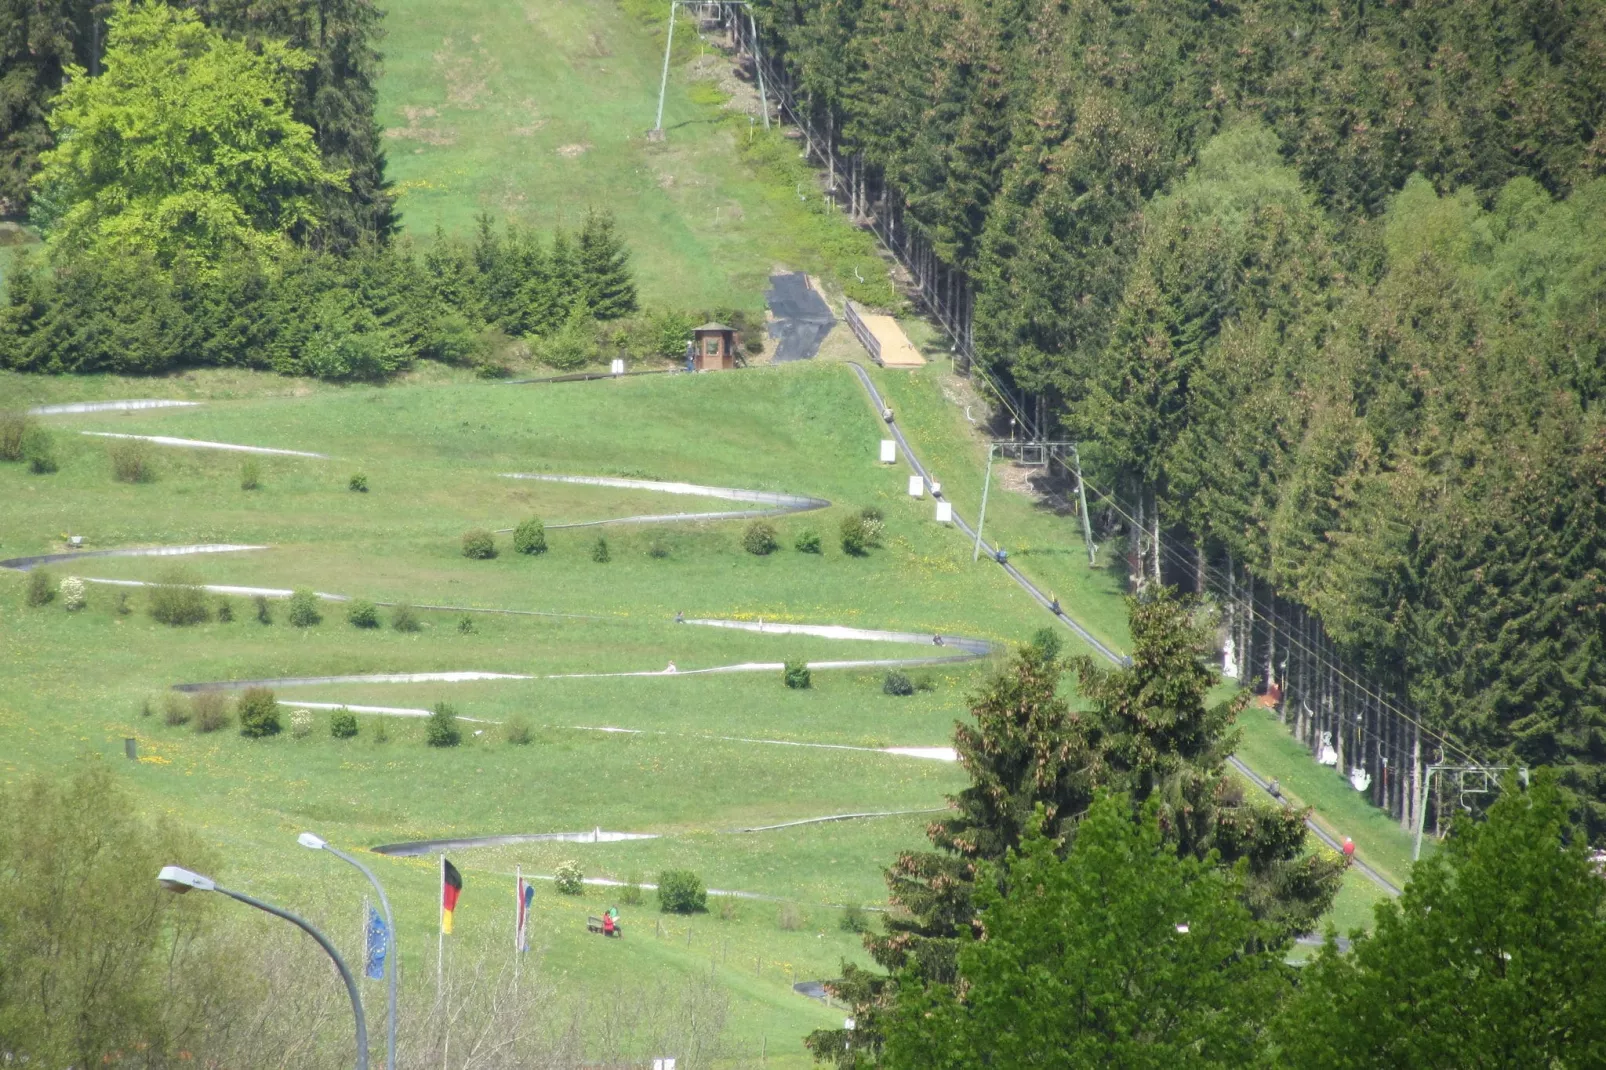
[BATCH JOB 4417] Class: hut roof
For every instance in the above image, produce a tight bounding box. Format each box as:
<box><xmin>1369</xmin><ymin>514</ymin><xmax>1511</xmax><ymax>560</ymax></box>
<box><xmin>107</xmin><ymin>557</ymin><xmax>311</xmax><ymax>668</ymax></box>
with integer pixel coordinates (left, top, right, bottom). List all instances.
<box><xmin>694</xmin><ymin>322</ymin><xmax>734</xmax><ymax>333</ymax></box>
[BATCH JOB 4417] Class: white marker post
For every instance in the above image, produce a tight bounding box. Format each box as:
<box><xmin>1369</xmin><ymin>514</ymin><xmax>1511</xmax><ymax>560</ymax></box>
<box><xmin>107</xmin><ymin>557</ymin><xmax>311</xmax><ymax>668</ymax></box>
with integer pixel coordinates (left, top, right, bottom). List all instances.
<box><xmin>907</xmin><ymin>475</ymin><xmax>924</xmax><ymax>498</ymax></box>
<box><xmin>935</xmin><ymin>501</ymin><xmax>953</xmax><ymax>524</ymax></box>
<box><xmin>880</xmin><ymin>439</ymin><xmax>897</xmax><ymax>464</ymax></box>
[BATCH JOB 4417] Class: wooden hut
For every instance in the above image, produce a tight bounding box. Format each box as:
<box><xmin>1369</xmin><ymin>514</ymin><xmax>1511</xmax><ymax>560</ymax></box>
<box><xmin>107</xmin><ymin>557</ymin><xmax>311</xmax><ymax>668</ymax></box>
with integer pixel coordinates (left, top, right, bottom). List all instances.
<box><xmin>692</xmin><ymin>322</ymin><xmax>737</xmax><ymax>371</ymax></box>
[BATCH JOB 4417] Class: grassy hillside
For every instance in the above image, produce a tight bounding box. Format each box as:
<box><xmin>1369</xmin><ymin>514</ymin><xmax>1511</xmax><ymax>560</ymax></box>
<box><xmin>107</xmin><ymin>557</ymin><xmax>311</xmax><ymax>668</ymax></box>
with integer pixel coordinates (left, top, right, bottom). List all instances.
<box><xmin>376</xmin><ymin>0</ymin><xmax>887</xmax><ymax>310</ymax></box>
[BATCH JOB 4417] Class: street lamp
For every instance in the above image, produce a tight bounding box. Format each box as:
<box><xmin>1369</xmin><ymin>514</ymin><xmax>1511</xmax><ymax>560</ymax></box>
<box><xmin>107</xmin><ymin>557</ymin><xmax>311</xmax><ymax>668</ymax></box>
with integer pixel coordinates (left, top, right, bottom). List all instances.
<box><xmin>299</xmin><ymin>832</ymin><xmax>397</xmax><ymax>1070</ymax></box>
<box><xmin>156</xmin><ymin>866</ymin><xmax>369</xmax><ymax>1070</ymax></box>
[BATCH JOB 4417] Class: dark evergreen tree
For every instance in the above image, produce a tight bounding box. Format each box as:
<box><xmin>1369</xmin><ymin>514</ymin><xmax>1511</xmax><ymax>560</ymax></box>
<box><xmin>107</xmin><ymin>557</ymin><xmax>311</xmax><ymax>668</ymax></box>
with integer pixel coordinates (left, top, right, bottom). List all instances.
<box><xmin>577</xmin><ymin>207</ymin><xmax>637</xmax><ymax>320</ymax></box>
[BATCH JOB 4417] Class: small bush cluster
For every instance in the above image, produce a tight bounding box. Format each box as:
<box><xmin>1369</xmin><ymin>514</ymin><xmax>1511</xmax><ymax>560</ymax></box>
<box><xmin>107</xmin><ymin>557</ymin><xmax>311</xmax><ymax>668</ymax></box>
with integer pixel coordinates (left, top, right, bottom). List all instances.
<box><xmin>108</xmin><ymin>439</ymin><xmax>152</xmax><ymax>483</ymax></box>
<box><xmin>392</xmin><ymin>603</ymin><xmax>421</xmax><ymax>632</ymax></box>
<box><xmin>113</xmin><ymin>590</ymin><xmax>131</xmax><ymax>615</ymax></box>
<box><xmin>783</xmin><ymin>659</ymin><xmax>812</xmax><ymax>690</ymax></box>
<box><xmin>0</xmin><ymin>410</ymin><xmax>28</xmax><ymax>461</ymax></box>
<box><xmin>794</xmin><ymin>529</ymin><xmax>822</xmax><ymax>554</ymax></box>
<box><xmin>254</xmin><ymin>595</ymin><xmax>272</xmax><ymax>624</ymax></box>
<box><xmin>591</xmin><ymin>537</ymin><xmax>610</xmax><ymax>563</ymax></box>
<box><xmin>349</xmin><ymin>472</ymin><xmax>368</xmax><ymax>492</ymax></box>
<box><xmin>59</xmin><ymin>575</ymin><xmax>86</xmax><ymax>611</ymax></box>
<box><xmin>457</xmin><ymin>614</ymin><xmax>475</xmax><ymax>634</ymax></box>
<box><xmin>657</xmin><ymin>870</ymin><xmax>707</xmax><ymax>914</ymax></box>
<box><xmin>840</xmin><ymin>903</ymin><xmax>872</xmax><ymax>933</ymax></box>
<box><xmin>504</xmin><ymin>714</ymin><xmax>532</xmax><ymax>745</ymax></box>
<box><xmin>23</xmin><ymin>427</ymin><xmax>56</xmax><ymax>473</ymax></box>
<box><xmin>237</xmin><ymin>687</ymin><xmax>281</xmax><ymax>738</ymax></box>
<box><xmin>461</xmin><ymin>529</ymin><xmax>496</xmax><ymax>559</ymax></box>
<box><xmin>647</xmin><ymin>536</ymin><xmax>670</xmax><ymax>559</ymax></box>
<box><xmin>841</xmin><ymin>507</ymin><xmax>885</xmax><ymax>557</ymax></box>
<box><xmin>554</xmin><ymin>860</ymin><xmax>584</xmax><ymax>896</ymax></box>
<box><xmin>191</xmin><ymin>691</ymin><xmax>230</xmax><ymax>733</ymax></box>
<box><xmin>512</xmin><ymin>517</ymin><xmax>547</xmax><ymax>555</ymax></box>
<box><xmin>289</xmin><ymin>708</ymin><xmax>314</xmax><ymax>739</ymax></box>
<box><xmin>425</xmin><ymin>702</ymin><xmax>462</xmax><ymax>747</ymax></box>
<box><xmin>216</xmin><ymin>597</ymin><xmax>234</xmax><ymax>622</ymax></box>
<box><xmin>347</xmin><ymin>599</ymin><xmax>379</xmax><ymax>628</ymax></box>
<box><xmin>162</xmin><ymin>693</ymin><xmax>190</xmax><ymax>727</ymax></box>
<box><xmin>742</xmin><ymin>521</ymin><xmax>778</xmax><ymax>556</ymax></box>
<box><xmin>621</xmin><ymin>873</ymin><xmax>644</xmax><ymax>906</ymax></box>
<box><xmin>882</xmin><ymin>670</ymin><xmax>915</xmax><ymax>696</ymax></box>
<box><xmin>24</xmin><ymin>569</ymin><xmax>54</xmax><ymax>607</ymax></box>
<box><xmin>330</xmin><ymin>708</ymin><xmax>359</xmax><ymax>739</ymax></box>
<box><xmin>149</xmin><ymin>570</ymin><xmax>209</xmax><ymax>626</ymax></box>
<box><xmin>240</xmin><ymin>459</ymin><xmax>260</xmax><ymax>490</ymax></box>
<box><xmin>286</xmin><ymin>589</ymin><xmax>321</xmax><ymax>627</ymax></box>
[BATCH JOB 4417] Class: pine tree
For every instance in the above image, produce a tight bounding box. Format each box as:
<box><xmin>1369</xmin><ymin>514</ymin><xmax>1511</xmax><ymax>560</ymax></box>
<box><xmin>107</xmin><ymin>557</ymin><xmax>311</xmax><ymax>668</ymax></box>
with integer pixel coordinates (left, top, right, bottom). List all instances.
<box><xmin>576</xmin><ymin>208</ymin><xmax>636</xmax><ymax>320</ymax></box>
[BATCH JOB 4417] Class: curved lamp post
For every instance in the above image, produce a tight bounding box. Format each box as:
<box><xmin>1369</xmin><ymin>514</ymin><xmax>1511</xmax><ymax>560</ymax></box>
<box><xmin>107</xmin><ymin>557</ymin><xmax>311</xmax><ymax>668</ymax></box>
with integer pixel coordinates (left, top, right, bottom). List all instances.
<box><xmin>299</xmin><ymin>832</ymin><xmax>397</xmax><ymax>1070</ymax></box>
<box><xmin>157</xmin><ymin>866</ymin><xmax>369</xmax><ymax>1070</ymax></box>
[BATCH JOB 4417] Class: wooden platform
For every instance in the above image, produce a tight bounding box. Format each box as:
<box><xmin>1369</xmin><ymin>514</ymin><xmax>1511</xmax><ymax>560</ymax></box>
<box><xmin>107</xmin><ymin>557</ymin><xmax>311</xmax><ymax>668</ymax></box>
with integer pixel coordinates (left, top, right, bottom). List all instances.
<box><xmin>845</xmin><ymin>301</ymin><xmax>926</xmax><ymax>368</ymax></box>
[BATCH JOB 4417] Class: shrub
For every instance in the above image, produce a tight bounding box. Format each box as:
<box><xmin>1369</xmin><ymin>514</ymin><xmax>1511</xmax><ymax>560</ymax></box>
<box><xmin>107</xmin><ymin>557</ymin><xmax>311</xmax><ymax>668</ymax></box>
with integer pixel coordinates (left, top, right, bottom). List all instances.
<box><xmin>504</xmin><ymin>714</ymin><xmax>532</xmax><ymax>745</ymax></box>
<box><xmin>330</xmin><ymin>708</ymin><xmax>359</xmax><ymax>739</ymax></box>
<box><xmin>215</xmin><ymin>597</ymin><xmax>234</xmax><ymax>622</ymax></box>
<box><xmin>114</xmin><ymin>590</ymin><xmax>131</xmax><ymax>615</ymax></box>
<box><xmin>840</xmin><ymin>903</ymin><xmax>872</xmax><ymax>933</ymax></box>
<box><xmin>742</xmin><ymin>521</ymin><xmax>778</xmax><ymax>556</ymax></box>
<box><xmin>783</xmin><ymin>659</ymin><xmax>812</xmax><ymax>689</ymax></box>
<box><xmin>647</xmin><ymin>536</ymin><xmax>670</xmax><ymax>559</ymax></box>
<box><xmin>621</xmin><ymin>873</ymin><xmax>644</xmax><ymax>906</ymax></box>
<box><xmin>59</xmin><ymin>575</ymin><xmax>86</xmax><ymax>611</ymax></box>
<box><xmin>347</xmin><ymin>599</ymin><xmax>379</xmax><ymax>628</ymax></box>
<box><xmin>859</xmin><ymin>507</ymin><xmax>885</xmax><ymax>547</ymax></box>
<box><xmin>149</xmin><ymin>569</ymin><xmax>209</xmax><ymax>626</ymax></box>
<box><xmin>286</xmin><ymin>588</ymin><xmax>321</xmax><ymax>627</ymax></box>
<box><xmin>457</xmin><ymin>614</ymin><xmax>476</xmax><ymax>634</ymax></box>
<box><xmin>776</xmin><ymin>902</ymin><xmax>804</xmax><ymax>931</ymax></box>
<box><xmin>718</xmin><ymin>896</ymin><xmax>741</xmax><ymax>921</ymax></box>
<box><xmin>392</xmin><ymin>603</ymin><xmax>421</xmax><ymax>632</ymax></box>
<box><xmin>591</xmin><ymin>537</ymin><xmax>610</xmax><ymax>563</ymax></box>
<box><xmin>237</xmin><ymin>688</ymin><xmax>281</xmax><ymax>738</ymax></box>
<box><xmin>139</xmin><ymin>696</ymin><xmax>153</xmax><ymax>718</ymax></box>
<box><xmin>191</xmin><ymin>691</ymin><xmax>230</xmax><ymax>734</ymax></box>
<box><xmin>461</xmin><ymin>528</ymin><xmax>496</xmax><ymax>559</ymax></box>
<box><xmin>163</xmin><ymin>693</ymin><xmax>191</xmax><ymax>726</ymax></box>
<box><xmin>425</xmin><ymin>702</ymin><xmax>462</xmax><ymax>747</ymax></box>
<box><xmin>554</xmin><ymin>860</ymin><xmax>584</xmax><ymax>895</ymax></box>
<box><xmin>372</xmin><ymin>715</ymin><xmax>391</xmax><ymax>744</ymax></box>
<box><xmin>915</xmin><ymin>673</ymin><xmax>937</xmax><ymax>693</ymax></box>
<box><xmin>0</xmin><ymin>410</ymin><xmax>28</xmax><ymax>461</ymax></box>
<box><xmin>24</xmin><ymin>569</ymin><xmax>54</xmax><ymax>607</ymax></box>
<box><xmin>108</xmin><ymin>439</ymin><xmax>152</xmax><ymax>483</ymax></box>
<box><xmin>254</xmin><ymin>594</ymin><xmax>272</xmax><ymax>624</ymax></box>
<box><xmin>840</xmin><ymin>514</ymin><xmax>869</xmax><ymax>556</ymax></box>
<box><xmin>289</xmin><ymin>708</ymin><xmax>314</xmax><ymax>739</ymax></box>
<box><xmin>513</xmin><ymin>517</ymin><xmax>547</xmax><ymax>555</ymax></box>
<box><xmin>349</xmin><ymin>472</ymin><xmax>368</xmax><ymax>492</ymax></box>
<box><xmin>240</xmin><ymin>458</ymin><xmax>260</xmax><ymax>490</ymax></box>
<box><xmin>794</xmin><ymin>529</ymin><xmax>822</xmax><ymax>554</ymax></box>
<box><xmin>23</xmin><ymin>428</ymin><xmax>57</xmax><ymax>473</ymax></box>
<box><xmin>882</xmin><ymin>670</ymin><xmax>915</xmax><ymax>696</ymax></box>
<box><xmin>658</xmin><ymin>870</ymin><xmax>707</xmax><ymax>914</ymax></box>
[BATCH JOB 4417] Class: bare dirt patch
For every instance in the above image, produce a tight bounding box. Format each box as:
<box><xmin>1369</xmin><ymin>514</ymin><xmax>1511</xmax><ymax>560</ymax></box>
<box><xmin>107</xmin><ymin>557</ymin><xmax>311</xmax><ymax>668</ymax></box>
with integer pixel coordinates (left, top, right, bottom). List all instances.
<box><xmin>511</xmin><ymin>98</ymin><xmax>548</xmax><ymax>136</ymax></box>
<box><xmin>435</xmin><ymin>37</ymin><xmax>498</xmax><ymax>108</ymax></box>
<box><xmin>385</xmin><ymin>105</ymin><xmax>457</xmax><ymax>146</ymax></box>
<box><xmin>557</xmin><ymin>143</ymin><xmax>592</xmax><ymax>158</ymax></box>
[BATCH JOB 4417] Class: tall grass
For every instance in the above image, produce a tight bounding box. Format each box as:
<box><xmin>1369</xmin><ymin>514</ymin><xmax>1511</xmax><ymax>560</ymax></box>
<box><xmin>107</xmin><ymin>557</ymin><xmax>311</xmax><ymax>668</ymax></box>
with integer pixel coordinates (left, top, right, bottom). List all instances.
<box><xmin>108</xmin><ymin>439</ymin><xmax>153</xmax><ymax>483</ymax></box>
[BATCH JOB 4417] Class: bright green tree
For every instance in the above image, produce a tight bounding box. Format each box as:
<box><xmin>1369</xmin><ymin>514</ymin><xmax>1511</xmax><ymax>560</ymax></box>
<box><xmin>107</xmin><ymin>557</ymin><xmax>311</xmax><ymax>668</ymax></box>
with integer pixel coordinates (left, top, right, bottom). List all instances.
<box><xmin>883</xmin><ymin>794</ymin><xmax>1291</xmax><ymax>1069</ymax></box>
<box><xmin>1275</xmin><ymin>772</ymin><xmax>1606</xmax><ymax>1067</ymax></box>
<box><xmin>33</xmin><ymin>1</ymin><xmax>345</xmax><ymax>270</ymax></box>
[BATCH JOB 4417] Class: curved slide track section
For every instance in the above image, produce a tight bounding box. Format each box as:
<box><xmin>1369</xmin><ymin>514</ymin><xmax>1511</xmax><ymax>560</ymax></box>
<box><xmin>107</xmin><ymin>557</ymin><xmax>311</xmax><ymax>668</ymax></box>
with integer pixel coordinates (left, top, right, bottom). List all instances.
<box><xmin>28</xmin><ymin>399</ymin><xmax>200</xmax><ymax>415</ymax></box>
<box><xmin>80</xmin><ymin>432</ymin><xmax>328</xmax><ymax>459</ymax></box>
<box><xmin>372</xmin><ymin>830</ymin><xmax>660</xmax><ymax>857</ymax></box>
<box><xmin>173</xmin><ymin>670</ymin><xmax>532</xmax><ymax>693</ymax></box>
<box><xmin>498</xmin><ymin>473</ymin><xmax>829</xmax><ymax>528</ymax></box>
<box><xmin>683</xmin><ymin>617</ymin><xmax>993</xmax><ymax>656</ymax></box>
<box><xmin>0</xmin><ymin>543</ymin><xmax>267</xmax><ymax>573</ymax></box>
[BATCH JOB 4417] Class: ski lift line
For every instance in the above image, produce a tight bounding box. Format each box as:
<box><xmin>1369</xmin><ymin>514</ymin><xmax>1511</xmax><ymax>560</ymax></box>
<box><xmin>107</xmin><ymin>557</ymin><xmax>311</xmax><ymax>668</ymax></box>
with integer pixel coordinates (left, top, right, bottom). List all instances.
<box><xmin>845</xmin><ymin>362</ymin><xmax>1122</xmax><ymax>666</ymax></box>
<box><xmin>1071</xmin><ymin>470</ymin><xmax>1488</xmax><ymax>769</ymax></box>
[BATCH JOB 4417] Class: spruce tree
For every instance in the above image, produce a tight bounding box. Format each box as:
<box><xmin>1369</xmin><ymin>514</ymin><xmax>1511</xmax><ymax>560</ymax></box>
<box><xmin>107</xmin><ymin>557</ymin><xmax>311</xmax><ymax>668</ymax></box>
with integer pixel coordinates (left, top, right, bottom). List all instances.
<box><xmin>577</xmin><ymin>208</ymin><xmax>637</xmax><ymax>320</ymax></box>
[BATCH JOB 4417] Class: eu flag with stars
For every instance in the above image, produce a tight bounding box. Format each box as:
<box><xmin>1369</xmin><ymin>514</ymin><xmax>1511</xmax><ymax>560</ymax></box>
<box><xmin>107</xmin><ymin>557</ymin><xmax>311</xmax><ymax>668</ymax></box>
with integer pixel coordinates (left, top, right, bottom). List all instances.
<box><xmin>364</xmin><ymin>904</ymin><xmax>387</xmax><ymax>981</ymax></box>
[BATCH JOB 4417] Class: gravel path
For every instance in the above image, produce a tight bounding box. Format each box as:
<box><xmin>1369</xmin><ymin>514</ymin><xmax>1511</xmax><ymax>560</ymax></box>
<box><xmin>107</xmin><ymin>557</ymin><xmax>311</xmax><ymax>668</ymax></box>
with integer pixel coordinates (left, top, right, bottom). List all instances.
<box><xmin>0</xmin><ymin>543</ymin><xmax>266</xmax><ymax>573</ymax></box>
<box><xmin>80</xmin><ymin>431</ymin><xmax>327</xmax><ymax>458</ymax></box>
<box><xmin>27</xmin><ymin>399</ymin><xmax>200</xmax><ymax>415</ymax></box>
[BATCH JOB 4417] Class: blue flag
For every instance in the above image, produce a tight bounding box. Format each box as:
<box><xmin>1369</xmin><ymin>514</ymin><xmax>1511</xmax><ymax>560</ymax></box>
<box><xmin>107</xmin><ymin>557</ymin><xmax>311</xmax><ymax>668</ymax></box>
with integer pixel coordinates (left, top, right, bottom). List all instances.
<box><xmin>364</xmin><ymin>904</ymin><xmax>387</xmax><ymax>981</ymax></box>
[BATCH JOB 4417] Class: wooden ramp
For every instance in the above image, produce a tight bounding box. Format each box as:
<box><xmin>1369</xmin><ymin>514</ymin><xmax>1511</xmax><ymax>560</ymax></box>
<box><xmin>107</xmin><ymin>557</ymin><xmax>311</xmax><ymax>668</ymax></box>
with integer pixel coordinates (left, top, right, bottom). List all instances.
<box><xmin>845</xmin><ymin>301</ymin><xmax>925</xmax><ymax>368</ymax></box>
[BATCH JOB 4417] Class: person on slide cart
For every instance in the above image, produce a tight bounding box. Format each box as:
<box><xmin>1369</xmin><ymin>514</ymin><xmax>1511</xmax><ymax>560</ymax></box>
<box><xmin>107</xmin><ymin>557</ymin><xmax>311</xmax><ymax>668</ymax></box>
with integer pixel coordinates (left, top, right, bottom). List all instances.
<box><xmin>590</xmin><ymin>907</ymin><xmax>623</xmax><ymax>937</ymax></box>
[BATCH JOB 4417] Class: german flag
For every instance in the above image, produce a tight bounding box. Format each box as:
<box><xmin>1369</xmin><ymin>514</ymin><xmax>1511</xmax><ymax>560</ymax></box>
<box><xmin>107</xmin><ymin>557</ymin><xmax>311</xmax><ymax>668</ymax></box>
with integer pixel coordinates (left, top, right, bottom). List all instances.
<box><xmin>441</xmin><ymin>858</ymin><xmax>463</xmax><ymax>934</ymax></box>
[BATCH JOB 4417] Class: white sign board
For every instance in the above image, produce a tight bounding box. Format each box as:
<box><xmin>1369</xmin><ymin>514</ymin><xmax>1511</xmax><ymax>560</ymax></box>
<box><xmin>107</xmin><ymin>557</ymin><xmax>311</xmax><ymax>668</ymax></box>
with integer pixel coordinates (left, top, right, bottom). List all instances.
<box><xmin>610</xmin><ymin>358</ymin><xmax>625</xmax><ymax>376</ymax></box>
<box><xmin>908</xmin><ymin>475</ymin><xmax>924</xmax><ymax>498</ymax></box>
<box><xmin>935</xmin><ymin>501</ymin><xmax>953</xmax><ymax>524</ymax></box>
<box><xmin>880</xmin><ymin>439</ymin><xmax>897</xmax><ymax>464</ymax></box>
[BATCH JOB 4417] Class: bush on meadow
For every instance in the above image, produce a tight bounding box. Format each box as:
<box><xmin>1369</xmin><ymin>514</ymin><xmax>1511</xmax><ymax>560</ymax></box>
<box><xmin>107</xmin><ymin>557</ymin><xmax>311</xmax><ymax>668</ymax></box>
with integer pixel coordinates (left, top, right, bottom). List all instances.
<box><xmin>215</xmin><ymin>597</ymin><xmax>234</xmax><ymax>622</ymax></box>
<box><xmin>191</xmin><ymin>691</ymin><xmax>229</xmax><ymax>733</ymax></box>
<box><xmin>289</xmin><ymin>708</ymin><xmax>314</xmax><ymax>738</ymax></box>
<box><xmin>657</xmin><ymin>870</ymin><xmax>707</xmax><ymax>914</ymax></box>
<box><xmin>554</xmin><ymin>860</ymin><xmax>584</xmax><ymax>895</ymax></box>
<box><xmin>882</xmin><ymin>670</ymin><xmax>914</xmax><ymax>696</ymax></box>
<box><xmin>461</xmin><ymin>529</ymin><xmax>496</xmax><ymax>559</ymax></box>
<box><xmin>287</xmin><ymin>589</ymin><xmax>321</xmax><ymax>627</ymax></box>
<box><xmin>349</xmin><ymin>472</ymin><xmax>368</xmax><ymax>492</ymax></box>
<box><xmin>392</xmin><ymin>603</ymin><xmax>421</xmax><ymax>632</ymax></box>
<box><xmin>163</xmin><ymin>693</ymin><xmax>190</xmax><ymax>727</ymax></box>
<box><xmin>23</xmin><ymin>428</ymin><xmax>56</xmax><ymax>473</ymax></box>
<box><xmin>254</xmin><ymin>594</ymin><xmax>272</xmax><ymax>624</ymax></box>
<box><xmin>840</xmin><ymin>903</ymin><xmax>872</xmax><ymax>933</ymax></box>
<box><xmin>149</xmin><ymin>569</ymin><xmax>208</xmax><ymax>626</ymax></box>
<box><xmin>784</xmin><ymin>659</ymin><xmax>812</xmax><ymax>689</ymax></box>
<box><xmin>237</xmin><ymin>688</ymin><xmax>281</xmax><ymax>738</ymax></box>
<box><xmin>108</xmin><ymin>439</ymin><xmax>152</xmax><ymax>483</ymax></box>
<box><xmin>794</xmin><ymin>529</ymin><xmax>822</xmax><ymax>554</ymax></box>
<box><xmin>742</xmin><ymin>521</ymin><xmax>778</xmax><ymax>556</ymax></box>
<box><xmin>504</xmin><ymin>715</ymin><xmax>532</xmax><ymax>745</ymax></box>
<box><xmin>840</xmin><ymin>514</ymin><xmax>869</xmax><ymax>556</ymax></box>
<box><xmin>59</xmin><ymin>576</ymin><xmax>86</xmax><ymax>611</ymax></box>
<box><xmin>592</xmin><ymin>537</ymin><xmax>610</xmax><ymax>563</ymax></box>
<box><xmin>513</xmin><ymin>517</ymin><xmax>547</xmax><ymax>555</ymax></box>
<box><xmin>330</xmin><ymin>708</ymin><xmax>359</xmax><ymax>739</ymax></box>
<box><xmin>347</xmin><ymin>599</ymin><xmax>379</xmax><ymax>628</ymax></box>
<box><xmin>240</xmin><ymin>458</ymin><xmax>260</xmax><ymax>490</ymax></box>
<box><xmin>425</xmin><ymin>702</ymin><xmax>461</xmax><ymax>747</ymax></box>
<box><xmin>0</xmin><ymin>410</ymin><xmax>28</xmax><ymax>461</ymax></box>
<box><xmin>24</xmin><ymin>569</ymin><xmax>54</xmax><ymax>607</ymax></box>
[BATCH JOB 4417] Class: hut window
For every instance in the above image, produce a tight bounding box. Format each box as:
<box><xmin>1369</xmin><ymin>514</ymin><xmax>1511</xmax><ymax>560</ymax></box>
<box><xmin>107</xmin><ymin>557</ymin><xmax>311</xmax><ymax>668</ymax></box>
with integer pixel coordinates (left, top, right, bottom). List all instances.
<box><xmin>704</xmin><ymin>338</ymin><xmax>720</xmax><ymax>356</ymax></box>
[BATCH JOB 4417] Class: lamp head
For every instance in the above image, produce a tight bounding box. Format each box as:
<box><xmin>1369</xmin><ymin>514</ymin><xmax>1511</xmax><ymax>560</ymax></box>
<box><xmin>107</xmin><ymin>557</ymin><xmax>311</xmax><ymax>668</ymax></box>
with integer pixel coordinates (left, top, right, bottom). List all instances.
<box><xmin>157</xmin><ymin>865</ymin><xmax>215</xmax><ymax>894</ymax></box>
<box><xmin>297</xmin><ymin>832</ymin><xmax>327</xmax><ymax>851</ymax></box>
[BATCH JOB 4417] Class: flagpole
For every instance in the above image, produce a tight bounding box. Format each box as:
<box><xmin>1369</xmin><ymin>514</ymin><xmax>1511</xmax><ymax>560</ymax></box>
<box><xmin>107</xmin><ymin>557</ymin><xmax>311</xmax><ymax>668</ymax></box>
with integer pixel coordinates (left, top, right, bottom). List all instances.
<box><xmin>437</xmin><ymin>853</ymin><xmax>444</xmax><ymax>1001</ymax></box>
<box><xmin>514</xmin><ymin>866</ymin><xmax>522</xmax><ymax>991</ymax></box>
